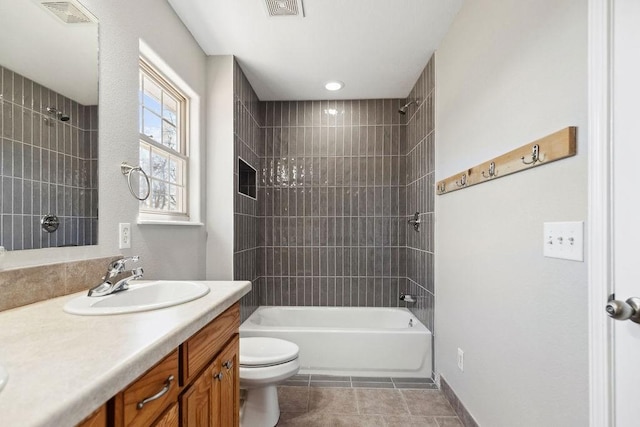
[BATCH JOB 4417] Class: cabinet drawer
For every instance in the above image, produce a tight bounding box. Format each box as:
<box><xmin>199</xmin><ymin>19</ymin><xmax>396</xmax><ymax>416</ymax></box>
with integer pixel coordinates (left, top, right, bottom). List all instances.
<box><xmin>120</xmin><ymin>350</ymin><xmax>179</xmax><ymax>427</ymax></box>
<box><xmin>181</xmin><ymin>303</ymin><xmax>239</xmax><ymax>386</ymax></box>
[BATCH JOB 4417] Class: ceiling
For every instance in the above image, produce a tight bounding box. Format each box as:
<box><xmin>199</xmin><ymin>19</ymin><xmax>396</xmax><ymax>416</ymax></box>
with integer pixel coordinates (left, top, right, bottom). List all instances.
<box><xmin>0</xmin><ymin>0</ymin><xmax>98</xmax><ymax>105</ymax></box>
<box><xmin>168</xmin><ymin>0</ymin><xmax>463</xmax><ymax>101</ymax></box>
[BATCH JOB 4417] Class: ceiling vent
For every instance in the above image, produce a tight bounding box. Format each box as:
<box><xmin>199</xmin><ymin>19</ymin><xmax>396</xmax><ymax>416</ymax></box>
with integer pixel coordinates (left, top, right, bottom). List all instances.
<box><xmin>265</xmin><ymin>0</ymin><xmax>305</xmax><ymax>17</ymax></box>
<box><xmin>39</xmin><ymin>1</ymin><xmax>95</xmax><ymax>24</ymax></box>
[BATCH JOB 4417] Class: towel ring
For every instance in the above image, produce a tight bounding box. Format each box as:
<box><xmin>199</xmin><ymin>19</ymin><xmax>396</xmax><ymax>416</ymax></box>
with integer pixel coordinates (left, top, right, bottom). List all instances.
<box><xmin>121</xmin><ymin>162</ymin><xmax>150</xmax><ymax>201</ymax></box>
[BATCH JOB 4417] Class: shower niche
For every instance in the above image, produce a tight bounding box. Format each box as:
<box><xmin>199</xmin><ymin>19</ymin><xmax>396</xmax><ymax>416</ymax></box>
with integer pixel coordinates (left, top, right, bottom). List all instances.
<box><xmin>238</xmin><ymin>158</ymin><xmax>257</xmax><ymax>199</ymax></box>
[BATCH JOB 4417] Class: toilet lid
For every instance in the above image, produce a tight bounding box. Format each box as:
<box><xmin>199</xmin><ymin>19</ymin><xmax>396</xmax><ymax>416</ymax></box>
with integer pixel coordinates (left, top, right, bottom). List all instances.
<box><xmin>240</xmin><ymin>337</ymin><xmax>299</xmax><ymax>367</ymax></box>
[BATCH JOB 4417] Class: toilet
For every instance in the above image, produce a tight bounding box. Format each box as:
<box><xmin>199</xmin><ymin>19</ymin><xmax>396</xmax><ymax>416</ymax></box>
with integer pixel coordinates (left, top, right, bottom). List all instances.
<box><xmin>239</xmin><ymin>337</ymin><xmax>300</xmax><ymax>427</ymax></box>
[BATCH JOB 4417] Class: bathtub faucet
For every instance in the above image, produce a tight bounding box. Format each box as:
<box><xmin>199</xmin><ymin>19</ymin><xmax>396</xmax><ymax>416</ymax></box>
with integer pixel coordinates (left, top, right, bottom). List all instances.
<box><xmin>399</xmin><ymin>293</ymin><xmax>416</xmax><ymax>303</ymax></box>
<box><xmin>87</xmin><ymin>256</ymin><xmax>144</xmax><ymax>297</ymax></box>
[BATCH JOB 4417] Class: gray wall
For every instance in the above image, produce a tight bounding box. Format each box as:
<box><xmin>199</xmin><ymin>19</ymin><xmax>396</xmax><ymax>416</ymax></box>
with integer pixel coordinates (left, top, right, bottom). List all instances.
<box><xmin>404</xmin><ymin>57</ymin><xmax>435</xmax><ymax>332</ymax></box>
<box><xmin>1</xmin><ymin>66</ymin><xmax>98</xmax><ymax>251</ymax></box>
<box><xmin>435</xmin><ymin>0</ymin><xmax>588</xmax><ymax>425</ymax></box>
<box><xmin>257</xmin><ymin>99</ymin><xmax>409</xmax><ymax>308</ymax></box>
<box><xmin>233</xmin><ymin>61</ymin><xmax>262</xmax><ymax>322</ymax></box>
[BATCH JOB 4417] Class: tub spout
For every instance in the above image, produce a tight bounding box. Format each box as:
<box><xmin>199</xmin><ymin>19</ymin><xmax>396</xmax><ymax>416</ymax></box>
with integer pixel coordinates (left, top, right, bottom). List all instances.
<box><xmin>399</xmin><ymin>293</ymin><xmax>416</xmax><ymax>303</ymax></box>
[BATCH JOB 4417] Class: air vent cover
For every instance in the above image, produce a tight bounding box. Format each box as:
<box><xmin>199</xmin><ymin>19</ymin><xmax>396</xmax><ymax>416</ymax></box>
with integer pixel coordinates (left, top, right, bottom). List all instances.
<box><xmin>265</xmin><ymin>0</ymin><xmax>305</xmax><ymax>17</ymax></box>
<box><xmin>40</xmin><ymin>1</ymin><xmax>94</xmax><ymax>24</ymax></box>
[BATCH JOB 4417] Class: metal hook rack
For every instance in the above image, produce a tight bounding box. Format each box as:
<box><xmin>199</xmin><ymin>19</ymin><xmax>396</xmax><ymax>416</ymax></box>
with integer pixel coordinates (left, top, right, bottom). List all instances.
<box><xmin>521</xmin><ymin>144</ymin><xmax>545</xmax><ymax>165</ymax></box>
<box><xmin>436</xmin><ymin>127</ymin><xmax>576</xmax><ymax>196</ymax></box>
<box><xmin>482</xmin><ymin>161</ymin><xmax>498</xmax><ymax>178</ymax></box>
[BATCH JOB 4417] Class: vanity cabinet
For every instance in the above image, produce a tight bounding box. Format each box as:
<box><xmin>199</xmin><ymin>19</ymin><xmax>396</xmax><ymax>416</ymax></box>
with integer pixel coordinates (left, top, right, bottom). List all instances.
<box><xmin>180</xmin><ymin>302</ymin><xmax>239</xmax><ymax>427</ymax></box>
<box><xmin>78</xmin><ymin>405</ymin><xmax>107</xmax><ymax>427</ymax></box>
<box><xmin>106</xmin><ymin>303</ymin><xmax>240</xmax><ymax>427</ymax></box>
<box><xmin>180</xmin><ymin>335</ymin><xmax>240</xmax><ymax>427</ymax></box>
<box><xmin>113</xmin><ymin>350</ymin><xmax>179</xmax><ymax>427</ymax></box>
<box><xmin>180</xmin><ymin>336</ymin><xmax>239</xmax><ymax>426</ymax></box>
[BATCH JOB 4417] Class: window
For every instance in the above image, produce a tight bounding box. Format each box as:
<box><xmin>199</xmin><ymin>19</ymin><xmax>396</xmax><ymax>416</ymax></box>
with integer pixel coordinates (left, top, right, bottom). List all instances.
<box><xmin>139</xmin><ymin>59</ymin><xmax>188</xmax><ymax>218</ymax></box>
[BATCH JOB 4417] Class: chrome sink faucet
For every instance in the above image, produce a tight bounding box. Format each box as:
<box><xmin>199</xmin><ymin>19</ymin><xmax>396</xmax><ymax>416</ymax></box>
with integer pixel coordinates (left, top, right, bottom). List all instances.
<box><xmin>87</xmin><ymin>256</ymin><xmax>144</xmax><ymax>297</ymax></box>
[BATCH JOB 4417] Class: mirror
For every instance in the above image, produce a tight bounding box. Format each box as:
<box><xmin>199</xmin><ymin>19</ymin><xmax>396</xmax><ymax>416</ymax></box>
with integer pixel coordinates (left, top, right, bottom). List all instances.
<box><xmin>0</xmin><ymin>0</ymin><xmax>99</xmax><ymax>251</ymax></box>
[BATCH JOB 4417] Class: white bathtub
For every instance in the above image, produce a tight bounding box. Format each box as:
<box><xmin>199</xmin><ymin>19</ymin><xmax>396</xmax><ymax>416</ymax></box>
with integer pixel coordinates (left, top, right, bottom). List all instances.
<box><xmin>240</xmin><ymin>306</ymin><xmax>432</xmax><ymax>378</ymax></box>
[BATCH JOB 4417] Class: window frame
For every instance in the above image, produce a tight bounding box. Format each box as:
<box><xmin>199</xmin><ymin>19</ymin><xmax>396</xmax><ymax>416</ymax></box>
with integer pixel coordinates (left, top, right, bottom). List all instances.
<box><xmin>138</xmin><ymin>58</ymin><xmax>190</xmax><ymax>221</ymax></box>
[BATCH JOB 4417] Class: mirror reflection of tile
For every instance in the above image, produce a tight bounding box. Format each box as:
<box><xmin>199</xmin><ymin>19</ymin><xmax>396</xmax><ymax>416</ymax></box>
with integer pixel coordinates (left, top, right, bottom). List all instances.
<box><xmin>0</xmin><ymin>65</ymin><xmax>98</xmax><ymax>251</ymax></box>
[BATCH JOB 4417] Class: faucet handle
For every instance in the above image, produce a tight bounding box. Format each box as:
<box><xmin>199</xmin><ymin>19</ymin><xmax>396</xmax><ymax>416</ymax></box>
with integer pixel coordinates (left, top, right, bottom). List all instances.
<box><xmin>109</xmin><ymin>256</ymin><xmax>140</xmax><ymax>273</ymax></box>
<box><xmin>131</xmin><ymin>267</ymin><xmax>144</xmax><ymax>279</ymax></box>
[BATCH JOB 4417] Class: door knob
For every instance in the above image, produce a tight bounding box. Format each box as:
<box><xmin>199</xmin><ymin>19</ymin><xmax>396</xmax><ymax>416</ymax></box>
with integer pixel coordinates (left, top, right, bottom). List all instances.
<box><xmin>606</xmin><ymin>295</ymin><xmax>640</xmax><ymax>324</ymax></box>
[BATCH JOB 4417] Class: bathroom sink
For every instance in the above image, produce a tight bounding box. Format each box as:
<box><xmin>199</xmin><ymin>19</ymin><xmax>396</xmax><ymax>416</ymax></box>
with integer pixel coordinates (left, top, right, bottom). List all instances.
<box><xmin>0</xmin><ymin>364</ymin><xmax>7</xmax><ymax>393</ymax></box>
<box><xmin>63</xmin><ymin>281</ymin><xmax>210</xmax><ymax>315</ymax></box>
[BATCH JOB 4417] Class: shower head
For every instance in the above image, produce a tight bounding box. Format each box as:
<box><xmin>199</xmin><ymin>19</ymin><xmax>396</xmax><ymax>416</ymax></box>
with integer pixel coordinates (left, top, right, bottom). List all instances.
<box><xmin>46</xmin><ymin>107</ymin><xmax>70</xmax><ymax>122</ymax></box>
<box><xmin>398</xmin><ymin>100</ymin><xmax>420</xmax><ymax>115</ymax></box>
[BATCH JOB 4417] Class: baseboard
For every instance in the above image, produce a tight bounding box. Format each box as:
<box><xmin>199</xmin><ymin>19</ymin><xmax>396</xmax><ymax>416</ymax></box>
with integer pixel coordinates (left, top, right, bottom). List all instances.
<box><xmin>440</xmin><ymin>376</ymin><xmax>480</xmax><ymax>427</ymax></box>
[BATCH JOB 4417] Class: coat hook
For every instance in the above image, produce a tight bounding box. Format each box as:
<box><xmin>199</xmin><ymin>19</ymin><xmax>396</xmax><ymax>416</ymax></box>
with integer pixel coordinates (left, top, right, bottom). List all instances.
<box><xmin>521</xmin><ymin>144</ymin><xmax>544</xmax><ymax>165</ymax></box>
<box><xmin>482</xmin><ymin>161</ymin><xmax>498</xmax><ymax>178</ymax></box>
<box><xmin>456</xmin><ymin>173</ymin><xmax>467</xmax><ymax>187</ymax></box>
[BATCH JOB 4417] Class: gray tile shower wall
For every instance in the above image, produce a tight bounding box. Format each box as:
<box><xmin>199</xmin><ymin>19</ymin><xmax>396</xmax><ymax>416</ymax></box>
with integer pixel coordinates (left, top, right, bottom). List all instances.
<box><xmin>0</xmin><ymin>65</ymin><xmax>98</xmax><ymax>251</ymax></box>
<box><xmin>259</xmin><ymin>99</ymin><xmax>409</xmax><ymax>308</ymax></box>
<box><xmin>404</xmin><ymin>56</ymin><xmax>435</xmax><ymax>332</ymax></box>
<box><xmin>233</xmin><ymin>61</ymin><xmax>262</xmax><ymax>322</ymax></box>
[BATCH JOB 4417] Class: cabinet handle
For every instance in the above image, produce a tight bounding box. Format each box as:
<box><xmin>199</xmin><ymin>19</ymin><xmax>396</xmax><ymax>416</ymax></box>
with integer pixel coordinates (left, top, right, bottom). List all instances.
<box><xmin>136</xmin><ymin>375</ymin><xmax>174</xmax><ymax>410</ymax></box>
<box><xmin>223</xmin><ymin>360</ymin><xmax>233</xmax><ymax>370</ymax></box>
<box><xmin>213</xmin><ymin>372</ymin><xmax>224</xmax><ymax>381</ymax></box>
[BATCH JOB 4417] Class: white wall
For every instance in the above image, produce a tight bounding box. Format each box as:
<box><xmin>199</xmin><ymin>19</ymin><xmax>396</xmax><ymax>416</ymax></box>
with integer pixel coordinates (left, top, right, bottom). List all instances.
<box><xmin>205</xmin><ymin>56</ymin><xmax>235</xmax><ymax>280</ymax></box>
<box><xmin>435</xmin><ymin>0</ymin><xmax>588</xmax><ymax>426</ymax></box>
<box><xmin>1</xmin><ymin>0</ymin><xmax>208</xmax><ymax>280</ymax></box>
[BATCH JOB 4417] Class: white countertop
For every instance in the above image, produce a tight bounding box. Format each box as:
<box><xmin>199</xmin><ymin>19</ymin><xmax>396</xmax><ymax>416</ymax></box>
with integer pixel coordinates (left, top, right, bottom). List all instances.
<box><xmin>0</xmin><ymin>280</ymin><xmax>251</xmax><ymax>427</ymax></box>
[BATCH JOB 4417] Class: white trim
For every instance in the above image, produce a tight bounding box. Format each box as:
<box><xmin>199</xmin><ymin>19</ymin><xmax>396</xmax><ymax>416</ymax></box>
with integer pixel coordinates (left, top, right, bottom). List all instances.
<box><xmin>137</xmin><ymin>220</ymin><xmax>204</xmax><ymax>227</ymax></box>
<box><xmin>588</xmin><ymin>0</ymin><xmax>615</xmax><ymax>425</ymax></box>
<box><xmin>139</xmin><ymin>39</ymin><xmax>203</xmax><ymax>225</ymax></box>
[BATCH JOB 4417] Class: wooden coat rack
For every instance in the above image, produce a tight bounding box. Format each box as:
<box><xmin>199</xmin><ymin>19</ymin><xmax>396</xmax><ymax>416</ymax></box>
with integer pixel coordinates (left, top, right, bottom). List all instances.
<box><xmin>436</xmin><ymin>127</ymin><xmax>577</xmax><ymax>195</ymax></box>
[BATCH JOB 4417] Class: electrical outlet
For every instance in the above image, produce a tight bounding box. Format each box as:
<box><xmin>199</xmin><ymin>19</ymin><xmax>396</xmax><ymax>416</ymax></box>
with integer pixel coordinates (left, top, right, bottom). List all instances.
<box><xmin>457</xmin><ymin>348</ymin><xmax>464</xmax><ymax>371</ymax></box>
<box><xmin>119</xmin><ymin>223</ymin><xmax>131</xmax><ymax>249</ymax></box>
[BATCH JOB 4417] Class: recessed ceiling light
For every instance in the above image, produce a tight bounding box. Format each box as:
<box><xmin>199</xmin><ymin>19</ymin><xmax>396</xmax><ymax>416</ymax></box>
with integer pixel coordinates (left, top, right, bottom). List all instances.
<box><xmin>325</xmin><ymin>81</ymin><xmax>344</xmax><ymax>91</ymax></box>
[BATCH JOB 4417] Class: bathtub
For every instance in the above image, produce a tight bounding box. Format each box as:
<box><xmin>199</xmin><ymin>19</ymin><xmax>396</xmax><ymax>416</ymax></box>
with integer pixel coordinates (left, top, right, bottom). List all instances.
<box><xmin>240</xmin><ymin>306</ymin><xmax>432</xmax><ymax>378</ymax></box>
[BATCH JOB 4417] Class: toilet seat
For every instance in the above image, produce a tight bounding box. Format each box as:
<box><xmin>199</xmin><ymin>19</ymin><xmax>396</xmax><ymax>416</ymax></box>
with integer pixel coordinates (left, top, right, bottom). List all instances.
<box><xmin>240</xmin><ymin>337</ymin><xmax>299</xmax><ymax>367</ymax></box>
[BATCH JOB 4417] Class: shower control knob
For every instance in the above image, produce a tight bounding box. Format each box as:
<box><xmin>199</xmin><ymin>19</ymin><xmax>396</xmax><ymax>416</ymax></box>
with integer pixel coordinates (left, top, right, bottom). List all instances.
<box><xmin>606</xmin><ymin>297</ymin><xmax>640</xmax><ymax>324</ymax></box>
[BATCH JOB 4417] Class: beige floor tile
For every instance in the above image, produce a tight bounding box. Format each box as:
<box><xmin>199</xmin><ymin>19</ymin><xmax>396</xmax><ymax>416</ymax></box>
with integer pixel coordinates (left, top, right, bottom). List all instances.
<box><xmin>435</xmin><ymin>416</ymin><xmax>464</xmax><ymax>427</ymax></box>
<box><xmin>383</xmin><ymin>415</ymin><xmax>439</xmax><ymax>426</ymax></box>
<box><xmin>355</xmin><ymin>388</ymin><xmax>410</xmax><ymax>415</ymax></box>
<box><xmin>308</xmin><ymin>388</ymin><xmax>359</xmax><ymax>415</ymax></box>
<box><xmin>277</xmin><ymin>412</ymin><xmax>384</xmax><ymax>427</ymax></box>
<box><xmin>327</xmin><ymin>415</ymin><xmax>386</xmax><ymax>426</ymax></box>
<box><xmin>278</xmin><ymin>386</ymin><xmax>310</xmax><ymax>413</ymax></box>
<box><xmin>400</xmin><ymin>390</ymin><xmax>456</xmax><ymax>417</ymax></box>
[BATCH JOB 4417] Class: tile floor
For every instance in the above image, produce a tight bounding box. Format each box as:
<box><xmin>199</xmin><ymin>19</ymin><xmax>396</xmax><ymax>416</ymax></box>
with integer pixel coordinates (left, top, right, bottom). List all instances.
<box><xmin>275</xmin><ymin>375</ymin><xmax>463</xmax><ymax>427</ymax></box>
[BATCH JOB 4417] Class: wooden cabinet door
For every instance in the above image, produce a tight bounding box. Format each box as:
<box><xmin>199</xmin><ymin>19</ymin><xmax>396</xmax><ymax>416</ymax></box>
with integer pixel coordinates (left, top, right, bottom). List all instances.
<box><xmin>152</xmin><ymin>403</ymin><xmax>179</xmax><ymax>427</ymax></box>
<box><xmin>77</xmin><ymin>405</ymin><xmax>107</xmax><ymax>427</ymax></box>
<box><xmin>181</xmin><ymin>363</ymin><xmax>221</xmax><ymax>427</ymax></box>
<box><xmin>218</xmin><ymin>336</ymin><xmax>239</xmax><ymax>427</ymax></box>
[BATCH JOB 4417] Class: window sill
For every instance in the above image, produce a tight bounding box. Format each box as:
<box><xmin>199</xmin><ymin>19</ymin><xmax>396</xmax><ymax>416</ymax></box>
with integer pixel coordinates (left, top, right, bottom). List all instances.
<box><xmin>137</xmin><ymin>219</ymin><xmax>204</xmax><ymax>227</ymax></box>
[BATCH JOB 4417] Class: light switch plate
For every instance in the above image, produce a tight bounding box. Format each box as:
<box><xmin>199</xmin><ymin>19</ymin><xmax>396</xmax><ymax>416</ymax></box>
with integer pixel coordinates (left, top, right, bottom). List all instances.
<box><xmin>543</xmin><ymin>221</ymin><xmax>584</xmax><ymax>261</ymax></box>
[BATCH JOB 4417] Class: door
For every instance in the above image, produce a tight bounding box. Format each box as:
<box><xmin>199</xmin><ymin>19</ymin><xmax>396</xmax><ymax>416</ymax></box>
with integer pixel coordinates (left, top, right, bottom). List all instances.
<box><xmin>610</xmin><ymin>0</ymin><xmax>640</xmax><ymax>425</ymax></box>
